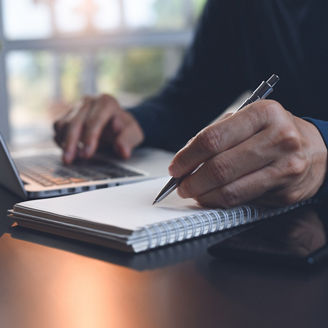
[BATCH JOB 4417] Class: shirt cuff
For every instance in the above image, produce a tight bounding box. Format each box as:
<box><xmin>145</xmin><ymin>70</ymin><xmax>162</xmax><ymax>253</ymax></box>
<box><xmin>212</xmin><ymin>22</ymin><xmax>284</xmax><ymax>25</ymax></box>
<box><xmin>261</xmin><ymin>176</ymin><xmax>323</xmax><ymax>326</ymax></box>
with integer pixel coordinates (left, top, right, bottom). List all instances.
<box><xmin>303</xmin><ymin>117</ymin><xmax>328</xmax><ymax>198</ymax></box>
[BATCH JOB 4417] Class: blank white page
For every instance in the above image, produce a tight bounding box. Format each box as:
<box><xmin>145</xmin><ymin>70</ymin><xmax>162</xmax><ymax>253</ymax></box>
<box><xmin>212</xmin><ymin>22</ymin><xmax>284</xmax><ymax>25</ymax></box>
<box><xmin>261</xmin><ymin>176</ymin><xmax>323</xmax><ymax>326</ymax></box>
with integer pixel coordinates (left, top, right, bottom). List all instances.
<box><xmin>16</xmin><ymin>178</ymin><xmax>205</xmax><ymax>231</ymax></box>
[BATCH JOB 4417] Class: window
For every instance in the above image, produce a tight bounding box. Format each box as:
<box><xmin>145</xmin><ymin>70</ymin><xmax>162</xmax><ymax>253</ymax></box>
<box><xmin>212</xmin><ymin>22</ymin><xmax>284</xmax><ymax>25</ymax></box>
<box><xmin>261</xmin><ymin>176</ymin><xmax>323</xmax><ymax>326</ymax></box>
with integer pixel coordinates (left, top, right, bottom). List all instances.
<box><xmin>0</xmin><ymin>0</ymin><xmax>206</xmax><ymax>146</ymax></box>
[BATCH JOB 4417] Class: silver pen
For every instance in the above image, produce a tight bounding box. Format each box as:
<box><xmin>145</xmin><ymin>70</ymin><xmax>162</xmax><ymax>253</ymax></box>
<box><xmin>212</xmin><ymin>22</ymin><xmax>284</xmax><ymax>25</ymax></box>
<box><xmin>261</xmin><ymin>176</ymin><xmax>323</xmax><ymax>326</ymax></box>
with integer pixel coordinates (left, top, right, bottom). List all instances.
<box><xmin>153</xmin><ymin>74</ymin><xmax>280</xmax><ymax>205</ymax></box>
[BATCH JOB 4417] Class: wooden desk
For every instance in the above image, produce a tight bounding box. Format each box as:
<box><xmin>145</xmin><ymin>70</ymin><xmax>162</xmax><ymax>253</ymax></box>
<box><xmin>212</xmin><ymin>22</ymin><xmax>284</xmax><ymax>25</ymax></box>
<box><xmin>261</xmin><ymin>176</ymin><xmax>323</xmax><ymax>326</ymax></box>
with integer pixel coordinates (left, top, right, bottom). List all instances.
<box><xmin>1</xmin><ymin>187</ymin><xmax>328</xmax><ymax>328</ymax></box>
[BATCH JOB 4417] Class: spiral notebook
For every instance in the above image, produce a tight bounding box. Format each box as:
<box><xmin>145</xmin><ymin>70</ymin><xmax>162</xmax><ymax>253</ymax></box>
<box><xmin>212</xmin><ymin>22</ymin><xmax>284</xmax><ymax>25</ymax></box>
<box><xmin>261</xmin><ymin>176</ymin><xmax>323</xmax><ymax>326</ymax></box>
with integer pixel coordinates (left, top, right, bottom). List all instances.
<box><xmin>9</xmin><ymin>177</ymin><xmax>311</xmax><ymax>253</ymax></box>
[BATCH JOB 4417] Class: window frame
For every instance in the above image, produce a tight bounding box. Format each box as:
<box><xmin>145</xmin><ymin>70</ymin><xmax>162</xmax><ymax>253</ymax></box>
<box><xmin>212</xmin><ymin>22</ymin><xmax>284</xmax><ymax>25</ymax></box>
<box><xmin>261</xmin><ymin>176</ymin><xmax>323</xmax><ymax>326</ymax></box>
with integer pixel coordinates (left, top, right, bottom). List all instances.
<box><xmin>0</xmin><ymin>0</ymin><xmax>9</xmax><ymax>141</ymax></box>
<box><xmin>0</xmin><ymin>0</ymin><xmax>200</xmax><ymax>143</ymax></box>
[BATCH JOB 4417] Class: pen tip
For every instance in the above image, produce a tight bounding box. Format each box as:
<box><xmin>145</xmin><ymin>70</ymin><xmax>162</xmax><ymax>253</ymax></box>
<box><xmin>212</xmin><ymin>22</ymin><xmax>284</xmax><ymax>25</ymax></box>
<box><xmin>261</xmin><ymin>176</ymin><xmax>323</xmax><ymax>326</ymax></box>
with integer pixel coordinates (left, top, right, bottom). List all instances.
<box><xmin>153</xmin><ymin>195</ymin><xmax>163</xmax><ymax>205</ymax></box>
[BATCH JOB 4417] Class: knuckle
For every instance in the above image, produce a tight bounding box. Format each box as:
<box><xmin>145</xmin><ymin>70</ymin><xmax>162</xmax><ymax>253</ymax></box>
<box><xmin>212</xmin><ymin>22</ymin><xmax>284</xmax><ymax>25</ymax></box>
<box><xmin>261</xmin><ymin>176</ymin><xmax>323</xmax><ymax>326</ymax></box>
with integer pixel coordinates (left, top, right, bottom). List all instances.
<box><xmin>196</xmin><ymin>127</ymin><xmax>220</xmax><ymax>153</ymax></box>
<box><xmin>259</xmin><ymin>100</ymin><xmax>285</xmax><ymax>124</ymax></box>
<box><xmin>262</xmin><ymin>100</ymin><xmax>283</xmax><ymax>116</ymax></box>
<box><xmin>278</xmin><ymin>128</ymin><xmax>301</xmax><ymax>151</ymax></box>
<box><xmin>207</xmin><ymin>158</ymin><xmax>231</xmax><ymax>184</ymax></box>
<box><xmin>244</xmin><ymin>100</ymin><xmax>283</xmax><ymax>130</ymax></box>
<box><xmin>98</xmin><ymin>93</ymin><xmax>114</xmax><ymax>106</ymax></box>
<box><xmin>97</xmin><ymin>94</ymin><xmax>120</xmax><ymax>114</ymax></box>
<box><xmin>285</xmin><ymin>156</ymin><xmax>306</xmax><ymax>177</ymax></box>
<box><xmin>220</xmin><ymin>185</ymin><xmax>240</xmax><ymax>208</ymax></box>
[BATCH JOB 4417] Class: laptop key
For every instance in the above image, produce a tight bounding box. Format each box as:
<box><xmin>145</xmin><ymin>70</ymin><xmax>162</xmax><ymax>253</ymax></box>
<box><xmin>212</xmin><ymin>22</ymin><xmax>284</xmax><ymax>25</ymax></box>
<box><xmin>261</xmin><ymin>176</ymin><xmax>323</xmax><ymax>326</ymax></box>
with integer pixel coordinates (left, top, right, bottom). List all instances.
<box><xmin>69</xmin><ymin>177</ymin><xmax>88</xmax><ymax>183</ymax></box>
<box><xmin>21</xmin><ymin>173</ymin><xmax>54</xmax><ymax>187</ymax></box>
<box><xmin>15</xmin><ymin>154</ymin><xmax>143</xmax><ymax>187</ymax></box>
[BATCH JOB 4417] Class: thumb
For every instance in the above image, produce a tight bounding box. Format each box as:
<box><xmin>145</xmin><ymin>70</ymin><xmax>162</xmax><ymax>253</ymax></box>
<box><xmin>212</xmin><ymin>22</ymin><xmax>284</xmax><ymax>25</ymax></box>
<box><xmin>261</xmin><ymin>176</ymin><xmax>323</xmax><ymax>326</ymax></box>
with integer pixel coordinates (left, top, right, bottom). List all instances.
<box><xmin>114</xmin><ymin>123</ymin><xmax>144</xmax><ymax>159</ymax></box>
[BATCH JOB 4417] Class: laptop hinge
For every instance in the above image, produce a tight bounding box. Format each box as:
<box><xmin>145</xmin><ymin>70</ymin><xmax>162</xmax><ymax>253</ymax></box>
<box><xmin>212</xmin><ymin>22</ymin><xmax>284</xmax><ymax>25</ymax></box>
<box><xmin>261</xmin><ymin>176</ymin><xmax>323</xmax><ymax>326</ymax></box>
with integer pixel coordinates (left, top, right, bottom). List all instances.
<box><xmin>0</xmin><ymin>134</ymin><xmax>28</xmax><ymax>199</ymax></box>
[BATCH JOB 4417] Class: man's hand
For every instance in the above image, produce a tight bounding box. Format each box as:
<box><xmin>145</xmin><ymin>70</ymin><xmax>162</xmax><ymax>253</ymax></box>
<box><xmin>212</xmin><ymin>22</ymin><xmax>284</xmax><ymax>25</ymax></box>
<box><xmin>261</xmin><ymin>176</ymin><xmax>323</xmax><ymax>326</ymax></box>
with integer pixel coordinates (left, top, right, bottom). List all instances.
<box><xmin>169</xmin><ymin>100</ymin><xmax>328</xmax><ymax>208</ymax></box>
<box><xmin>53</xmin><ymin>94</ymin><xmax>144</xmax><ymax>164</ymax></box>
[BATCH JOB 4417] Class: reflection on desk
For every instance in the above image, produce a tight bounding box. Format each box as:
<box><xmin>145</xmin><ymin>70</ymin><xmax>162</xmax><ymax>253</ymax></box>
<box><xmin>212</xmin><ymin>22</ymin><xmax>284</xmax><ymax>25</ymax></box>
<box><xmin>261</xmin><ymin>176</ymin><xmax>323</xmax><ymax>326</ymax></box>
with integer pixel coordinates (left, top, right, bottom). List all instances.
<box><xmin>209</xmin><ymin>206</ymin><xmax>328</xmax><ymax>267</ymax></box>
<box><xmin>9</xmin><ymin>224</ymin><xmax>249</xmax><ymax>271</ymax></box>
<box><xmin>1</xmin><ymin>185</ymin><xmax>328</xmax><ymax>328</ymax></box>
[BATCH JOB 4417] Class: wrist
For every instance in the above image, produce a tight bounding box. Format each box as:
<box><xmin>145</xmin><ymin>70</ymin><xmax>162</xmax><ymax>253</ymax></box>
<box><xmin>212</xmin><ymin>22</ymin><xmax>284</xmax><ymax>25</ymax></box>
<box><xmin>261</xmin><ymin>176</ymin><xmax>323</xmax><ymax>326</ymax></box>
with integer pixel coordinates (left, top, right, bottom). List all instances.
<box><xmin>297</xmin><ymin>117</ymin><xmax>328</xmax><ymax>196</ymax></box>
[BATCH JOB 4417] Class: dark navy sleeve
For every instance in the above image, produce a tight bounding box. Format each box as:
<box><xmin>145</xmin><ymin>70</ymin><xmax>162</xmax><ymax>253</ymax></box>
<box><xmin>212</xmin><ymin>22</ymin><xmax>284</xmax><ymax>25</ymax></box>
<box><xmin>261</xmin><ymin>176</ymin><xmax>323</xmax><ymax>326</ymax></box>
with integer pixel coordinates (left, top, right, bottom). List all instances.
<box><xmin>128</xmin><ymin>0</ymin><xmax>250</xmax><ymax>152</ymax></box>
<box><xmin>303</xmin><ymin>117</ymin><xmax>328</xmax><ymax>198</ymax></box>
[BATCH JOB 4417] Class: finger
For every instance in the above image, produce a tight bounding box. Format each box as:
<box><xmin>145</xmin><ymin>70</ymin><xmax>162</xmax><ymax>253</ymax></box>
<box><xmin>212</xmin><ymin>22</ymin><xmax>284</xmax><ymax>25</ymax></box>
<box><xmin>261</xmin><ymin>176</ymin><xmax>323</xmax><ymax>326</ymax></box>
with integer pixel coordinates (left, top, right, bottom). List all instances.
<box><xmin>111</xmin><ymin>115</ymin><xmax>125</xmax><ymax>135</ymax></box>
<box><xmin>169</xmin><ymin>100</ymin><xmax>276</xmax><ymax>178</ymax></box>
<box><xmin>113</xmin><ymin>123</ymin><xmax>143</xmax><ymax>159</ymax></box>
<box><xmin>53</xmin><ymin>120</ymin><xmax>63</xmax><ymax>135</ymax></box>
<box><xmin>194</xmin><ymin>163</ymin><xmax>283</xmax><ymax>208</ymax></box>
<box><xmin>254</xmin><ymin>186</ymin><xmax>305</xmax><ymax>208</ymax></box>
<box><xmin>53</xmin><ymin>110</ymin><xmax>72</xmax><ymax>147</ymax></box>
<box><xmin>250</xmin><ymin>193</ymin><xmax>286</xmax><ymax>208</ymax></box>
<box><xmin>178</xmin><ymin>129</ymin><xmax>278</xmax><ymax>198</ymax></box>
<box><xmin>63</xmin><ymin>100</ymin><xmax>92</xmax><ymax>163</ymax></box>
<box><xmin>215</xmin><ymin>112</ymin><xmax>233</xmax><ymax>122</ymax></box>
<box><xmin>105</xmin><ymin>115</ymin><xmax>125</xmax><ymax>142</ymax></box>
<box><xmin>98</xmin><ymin>116</ymin><xmax>123</xmax><ymax>149</ymax></box>
<box><xmin>54</xmin><ymin>133</ymin><xmax>64</xmax><ymax>148</ymax></box>
<box><xmin>81</xmin><ymin>95</ymin><xmax>119</xmax><ymax>158</ymax></box>
<box><xmin>253</xmin><ymin>147</ymin><xmax>317</xmax><ymax>208</ymax></box>
<box><xmin>53</xmin><ymin>107</ymin><xmax>72</xmax><ymax>133</ymax></box>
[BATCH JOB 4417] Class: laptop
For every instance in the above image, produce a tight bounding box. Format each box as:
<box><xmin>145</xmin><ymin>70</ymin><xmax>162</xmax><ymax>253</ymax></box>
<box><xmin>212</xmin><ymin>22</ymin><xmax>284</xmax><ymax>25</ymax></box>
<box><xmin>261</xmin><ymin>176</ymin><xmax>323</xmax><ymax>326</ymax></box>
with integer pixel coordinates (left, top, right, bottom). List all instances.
<box><xmin>0</xmin><ymin>134</ymin><xmax>173</xmax><ymax>199</ymax></box>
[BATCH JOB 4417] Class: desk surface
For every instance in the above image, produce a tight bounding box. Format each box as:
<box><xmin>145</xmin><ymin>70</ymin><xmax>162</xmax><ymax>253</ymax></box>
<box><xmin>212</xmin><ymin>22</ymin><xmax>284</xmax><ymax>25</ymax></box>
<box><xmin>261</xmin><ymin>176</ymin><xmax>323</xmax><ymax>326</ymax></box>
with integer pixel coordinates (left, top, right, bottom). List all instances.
<box><xmin>1</xmin><ymin>187</ymin><xmax>328</xmax><ymax>328</ymax></box>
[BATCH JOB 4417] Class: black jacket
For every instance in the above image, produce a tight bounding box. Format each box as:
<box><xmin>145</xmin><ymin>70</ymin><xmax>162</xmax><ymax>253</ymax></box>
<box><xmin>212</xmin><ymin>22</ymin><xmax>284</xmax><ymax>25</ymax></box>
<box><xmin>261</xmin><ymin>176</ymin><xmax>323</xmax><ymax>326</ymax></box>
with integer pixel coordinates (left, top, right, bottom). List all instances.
<box><xmin>129</xmin><ymin>0</ymin><xmax>328</xmax><ymax>152</ymax></box>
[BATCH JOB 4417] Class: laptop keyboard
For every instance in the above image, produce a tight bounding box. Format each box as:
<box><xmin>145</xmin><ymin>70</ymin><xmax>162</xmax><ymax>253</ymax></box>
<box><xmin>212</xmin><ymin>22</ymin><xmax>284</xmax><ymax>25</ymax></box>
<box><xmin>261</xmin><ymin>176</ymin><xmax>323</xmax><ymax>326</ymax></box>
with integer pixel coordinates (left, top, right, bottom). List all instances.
<box><xmin>15</xmin><ymin>154</ymin><xmax>143</xmax><ymax>187</ymax></box>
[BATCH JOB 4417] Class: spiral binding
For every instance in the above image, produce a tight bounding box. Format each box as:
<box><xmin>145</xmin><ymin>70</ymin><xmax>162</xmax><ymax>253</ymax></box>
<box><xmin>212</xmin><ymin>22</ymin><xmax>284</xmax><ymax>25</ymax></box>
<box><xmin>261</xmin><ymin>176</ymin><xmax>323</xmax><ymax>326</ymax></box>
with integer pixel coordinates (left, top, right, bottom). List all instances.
<box><xmin>137</xmin><ymin>198</ymin><xmax>316</xmax><ymax>251</ymax></box>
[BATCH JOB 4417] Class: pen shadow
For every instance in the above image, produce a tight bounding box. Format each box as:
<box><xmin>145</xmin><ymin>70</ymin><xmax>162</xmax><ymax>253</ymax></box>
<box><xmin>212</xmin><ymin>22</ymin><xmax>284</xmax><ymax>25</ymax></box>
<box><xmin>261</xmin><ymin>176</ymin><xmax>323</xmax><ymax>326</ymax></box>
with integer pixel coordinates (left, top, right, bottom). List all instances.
<box><xmin>9</xmin><ymin>223</ymin><xmax>249</xmax><ymax>272</ymax></box>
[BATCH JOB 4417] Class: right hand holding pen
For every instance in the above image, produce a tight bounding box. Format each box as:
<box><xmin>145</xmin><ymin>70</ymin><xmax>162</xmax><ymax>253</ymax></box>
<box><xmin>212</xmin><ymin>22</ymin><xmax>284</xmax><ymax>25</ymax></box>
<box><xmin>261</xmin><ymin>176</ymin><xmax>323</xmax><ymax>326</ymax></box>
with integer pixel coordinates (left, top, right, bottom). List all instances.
<box><xmin>169</xmin><ymin>100</ymin><xmax>327</xmax><ymax>208</ymax></box>
<box><xmin>53</xmin><ymin>94</ymin><xmax>144</xmax><ymax>164</ymax></box>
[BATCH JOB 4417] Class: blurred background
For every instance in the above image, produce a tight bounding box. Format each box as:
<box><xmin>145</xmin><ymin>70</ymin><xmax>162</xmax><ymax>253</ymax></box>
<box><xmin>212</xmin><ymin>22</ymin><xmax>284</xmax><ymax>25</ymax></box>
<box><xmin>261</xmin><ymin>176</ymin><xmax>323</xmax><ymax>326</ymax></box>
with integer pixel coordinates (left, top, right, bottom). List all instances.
<box><xmin>0</xmin><ymin>0</ymin><xmax>206</xmax><ymax>147</ymax></box>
